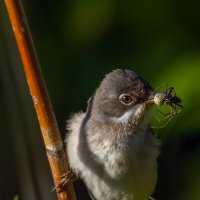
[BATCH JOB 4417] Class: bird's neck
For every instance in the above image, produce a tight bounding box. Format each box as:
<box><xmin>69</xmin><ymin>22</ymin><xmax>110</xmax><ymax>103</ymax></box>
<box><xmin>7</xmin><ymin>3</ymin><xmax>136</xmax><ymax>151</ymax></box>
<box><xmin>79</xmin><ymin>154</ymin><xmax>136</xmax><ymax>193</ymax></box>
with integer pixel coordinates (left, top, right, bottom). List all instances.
<box><xmin>89</xmin><ymin>104</ymin><xmax>152</xmax><ymax>134</ymax></box>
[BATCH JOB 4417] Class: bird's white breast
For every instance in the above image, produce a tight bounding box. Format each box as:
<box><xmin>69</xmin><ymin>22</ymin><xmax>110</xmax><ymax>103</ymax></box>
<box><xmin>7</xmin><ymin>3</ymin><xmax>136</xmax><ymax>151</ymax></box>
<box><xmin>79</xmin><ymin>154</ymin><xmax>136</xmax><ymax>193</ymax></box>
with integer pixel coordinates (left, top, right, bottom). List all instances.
<box><xmin>66</xmin><ymin>113</ymin><xmax>159</xmax><ymax>200</ymax></box>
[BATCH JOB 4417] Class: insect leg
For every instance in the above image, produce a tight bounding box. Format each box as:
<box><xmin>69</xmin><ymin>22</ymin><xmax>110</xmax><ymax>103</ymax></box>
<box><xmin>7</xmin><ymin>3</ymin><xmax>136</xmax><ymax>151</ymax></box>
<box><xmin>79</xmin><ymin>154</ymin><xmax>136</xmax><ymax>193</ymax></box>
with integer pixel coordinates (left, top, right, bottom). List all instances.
<box><xmin>148</xmin><ymin>84</ymin><xmax>168</xmax><ymax>101</ymax></box>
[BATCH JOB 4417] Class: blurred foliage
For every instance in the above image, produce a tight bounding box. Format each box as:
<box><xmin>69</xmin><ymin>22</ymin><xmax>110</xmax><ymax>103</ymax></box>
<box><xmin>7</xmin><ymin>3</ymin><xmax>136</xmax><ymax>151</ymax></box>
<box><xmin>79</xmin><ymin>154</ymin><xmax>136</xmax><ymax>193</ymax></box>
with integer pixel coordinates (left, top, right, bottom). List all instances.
<box><xmin>13</xmin><ymin>195</ymin><xmax>19</xmax><ymax>200</ymax></box>
<box><xmin>1</xmin><ymin>0</ymin><xmax>200</xmax><ymax>199</ymax></box>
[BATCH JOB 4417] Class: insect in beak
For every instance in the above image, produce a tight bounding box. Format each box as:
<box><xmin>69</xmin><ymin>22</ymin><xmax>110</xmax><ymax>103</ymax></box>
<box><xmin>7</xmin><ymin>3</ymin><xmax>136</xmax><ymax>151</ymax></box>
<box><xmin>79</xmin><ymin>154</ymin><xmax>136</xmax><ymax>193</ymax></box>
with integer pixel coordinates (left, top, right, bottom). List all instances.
<box><xmin>145</xmin><ymin>84</ymin><xmax>183</xmax><ymax>128</ymax></box>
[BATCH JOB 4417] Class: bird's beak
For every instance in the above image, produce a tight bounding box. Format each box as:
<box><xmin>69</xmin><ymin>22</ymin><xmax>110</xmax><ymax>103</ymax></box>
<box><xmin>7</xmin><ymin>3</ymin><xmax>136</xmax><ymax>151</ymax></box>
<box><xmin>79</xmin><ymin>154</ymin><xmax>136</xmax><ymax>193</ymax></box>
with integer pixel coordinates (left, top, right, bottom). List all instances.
<box><xmin>144</xmin><ymin>99</ymin><xmax>155</xmax><ymax>106</ymax></box>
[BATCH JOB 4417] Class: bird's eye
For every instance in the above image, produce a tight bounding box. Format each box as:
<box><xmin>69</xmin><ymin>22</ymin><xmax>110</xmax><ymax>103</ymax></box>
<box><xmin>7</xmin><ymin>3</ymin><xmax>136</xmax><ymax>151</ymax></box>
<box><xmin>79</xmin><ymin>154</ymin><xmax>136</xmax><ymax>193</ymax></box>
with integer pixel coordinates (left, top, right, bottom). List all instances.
<box><xmin>119</xmin><ymin>94</ymin><xmax>134</xmax><ymax>105</ymax></box>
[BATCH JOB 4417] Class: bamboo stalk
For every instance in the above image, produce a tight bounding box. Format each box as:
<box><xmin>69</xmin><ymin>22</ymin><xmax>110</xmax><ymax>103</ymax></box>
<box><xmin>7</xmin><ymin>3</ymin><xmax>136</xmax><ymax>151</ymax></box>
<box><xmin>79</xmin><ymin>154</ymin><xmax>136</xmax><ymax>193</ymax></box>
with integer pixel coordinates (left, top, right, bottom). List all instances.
<box><xmin>4</xmin><ymin>1</ymin><xmax>76</xmax><ymax>200</ymax></box>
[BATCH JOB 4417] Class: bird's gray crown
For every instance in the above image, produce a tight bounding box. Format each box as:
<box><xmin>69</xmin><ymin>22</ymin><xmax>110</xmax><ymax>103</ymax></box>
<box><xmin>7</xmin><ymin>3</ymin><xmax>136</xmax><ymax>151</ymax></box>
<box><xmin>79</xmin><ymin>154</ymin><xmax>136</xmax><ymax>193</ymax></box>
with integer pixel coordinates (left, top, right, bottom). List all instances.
<box><xmin>90</xmin><ymin>69</ymin><xmax>153</xmax><ymax>120</ymax></box>
<box><xmin>99</xmin><ymin>69</ymin><xmax>152</xmax><ymax>95</ymax></box>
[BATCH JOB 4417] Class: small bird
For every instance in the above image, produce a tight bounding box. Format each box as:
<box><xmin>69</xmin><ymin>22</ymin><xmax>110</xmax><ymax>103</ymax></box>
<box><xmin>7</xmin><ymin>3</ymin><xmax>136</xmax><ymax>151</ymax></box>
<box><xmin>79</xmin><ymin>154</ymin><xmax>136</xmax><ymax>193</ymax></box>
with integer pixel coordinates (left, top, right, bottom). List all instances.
<box><xmin>66</xmin><ymin>69</ymin><xmax>160</xmax><ymax>200</ymax></box>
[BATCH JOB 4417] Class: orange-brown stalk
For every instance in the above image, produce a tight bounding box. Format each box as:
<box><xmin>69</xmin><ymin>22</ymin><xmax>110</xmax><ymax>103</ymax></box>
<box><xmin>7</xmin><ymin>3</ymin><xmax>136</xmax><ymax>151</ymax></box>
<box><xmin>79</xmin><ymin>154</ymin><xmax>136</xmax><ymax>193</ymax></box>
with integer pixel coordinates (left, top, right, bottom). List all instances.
<box><xmin>4</xmin><ymin>1</ymin><xmax>76</xmax><ymax>200</ymax></box>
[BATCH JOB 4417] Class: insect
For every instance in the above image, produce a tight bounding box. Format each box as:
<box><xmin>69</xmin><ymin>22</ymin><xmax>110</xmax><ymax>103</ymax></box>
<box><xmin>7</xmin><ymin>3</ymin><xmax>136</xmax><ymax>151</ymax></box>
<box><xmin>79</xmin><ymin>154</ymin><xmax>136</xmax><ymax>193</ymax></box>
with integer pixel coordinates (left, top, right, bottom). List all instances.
<box><xmin>147</xmin><ymin>84</ymin><xmax>183</xmax><ymax>128</ymax></box>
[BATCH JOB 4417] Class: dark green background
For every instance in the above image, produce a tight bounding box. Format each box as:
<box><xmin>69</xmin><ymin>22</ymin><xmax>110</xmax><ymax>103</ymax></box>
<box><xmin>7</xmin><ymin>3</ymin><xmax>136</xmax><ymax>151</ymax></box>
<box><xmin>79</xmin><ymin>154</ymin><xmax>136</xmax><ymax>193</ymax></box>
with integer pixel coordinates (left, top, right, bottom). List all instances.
<box><xmin>0</xmin><ymin>0</ymin><xmax>200</xmax><ymax>199</ymax></box>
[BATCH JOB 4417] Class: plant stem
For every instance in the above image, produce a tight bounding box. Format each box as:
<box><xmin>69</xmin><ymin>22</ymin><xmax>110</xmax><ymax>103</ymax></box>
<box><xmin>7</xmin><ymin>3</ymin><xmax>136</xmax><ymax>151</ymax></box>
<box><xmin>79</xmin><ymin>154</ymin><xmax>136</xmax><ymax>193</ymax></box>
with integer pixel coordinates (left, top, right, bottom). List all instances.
<box><xmin>4</xmin><ymin>0</ymin><xmax>76</xmax><ymax>200</ymax></box>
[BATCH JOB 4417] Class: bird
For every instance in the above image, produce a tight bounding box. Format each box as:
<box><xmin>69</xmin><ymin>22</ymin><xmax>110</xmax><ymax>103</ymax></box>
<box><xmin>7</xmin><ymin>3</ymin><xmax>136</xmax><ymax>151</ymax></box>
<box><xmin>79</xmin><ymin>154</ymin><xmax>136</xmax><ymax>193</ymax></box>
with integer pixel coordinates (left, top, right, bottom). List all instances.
<box><xmin>66</xmin><ymin>69</ymin><xmax>160</xmax><ymax>200</ymax></box>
